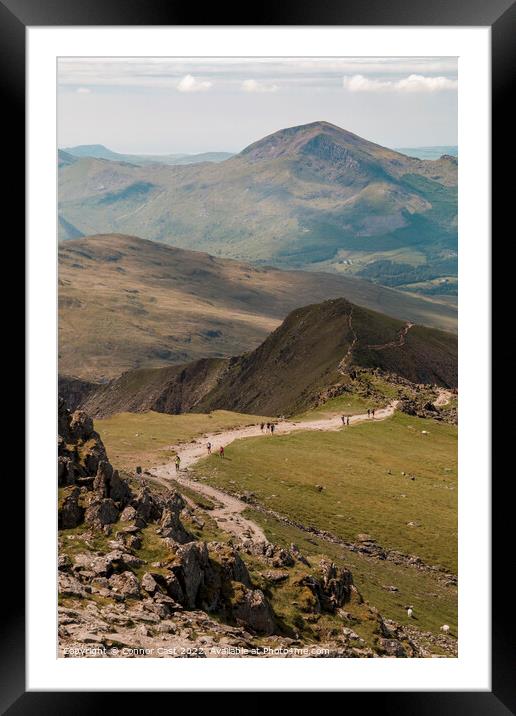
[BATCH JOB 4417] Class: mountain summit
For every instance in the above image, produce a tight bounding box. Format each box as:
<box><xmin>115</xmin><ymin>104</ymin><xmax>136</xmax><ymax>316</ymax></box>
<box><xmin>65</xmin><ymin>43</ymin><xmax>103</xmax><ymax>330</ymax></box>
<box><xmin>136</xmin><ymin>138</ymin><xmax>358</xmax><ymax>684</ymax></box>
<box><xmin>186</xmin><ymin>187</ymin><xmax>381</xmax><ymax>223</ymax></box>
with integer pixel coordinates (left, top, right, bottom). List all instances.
<box><xmin>59</xmin><ymin>121</ymin><xmax>457</xmax><ymax>291</ymax></box>
<box><xmin>240</xmin><ymin>121</ymin><xmax>402</xmax><ymax>165</ymax></box>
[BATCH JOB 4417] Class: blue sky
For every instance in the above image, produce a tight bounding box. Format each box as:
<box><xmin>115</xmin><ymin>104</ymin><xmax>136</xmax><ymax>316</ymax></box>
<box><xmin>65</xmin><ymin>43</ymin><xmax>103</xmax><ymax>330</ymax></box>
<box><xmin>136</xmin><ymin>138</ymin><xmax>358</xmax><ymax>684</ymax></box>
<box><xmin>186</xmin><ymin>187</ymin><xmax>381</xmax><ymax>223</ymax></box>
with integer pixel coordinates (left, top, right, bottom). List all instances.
<box><xmin>58</xmin><ymin>57</ymin><xmax>458</xmax><ymax>154</ymax></box>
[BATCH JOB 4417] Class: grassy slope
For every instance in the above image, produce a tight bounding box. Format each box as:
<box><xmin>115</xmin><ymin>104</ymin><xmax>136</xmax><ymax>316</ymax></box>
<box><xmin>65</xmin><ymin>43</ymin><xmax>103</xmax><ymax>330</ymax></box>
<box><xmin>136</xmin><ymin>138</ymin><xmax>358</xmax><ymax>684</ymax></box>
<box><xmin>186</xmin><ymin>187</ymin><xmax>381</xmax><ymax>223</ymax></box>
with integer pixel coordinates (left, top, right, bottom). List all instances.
<box><xmin>95</xmin><ymin>409</ymin><xmax>270</xmax><ymax>471</ymax></box>
<box><xmin>58</xmin><ymin>123</ymin><xmax>457</xmax><ymax>288</ymax></box>
<box><xmin>192</xmin><ymin>413</ymin><xmax>457</xmax><ymax>573</ymax></box>
<box><xmin>245</xmin><ymin>508</ymin><xmax>457</xmax><ymax>637</ymax></box>
<box><xmin>59</xmin><ymin>234</ymin><xmax>458</xmax><ymax>381</ymax></box>
<box><xmin>94</xmin><ymin>405</ymin><xmax>457</xmax><ymax>636</ymax></box>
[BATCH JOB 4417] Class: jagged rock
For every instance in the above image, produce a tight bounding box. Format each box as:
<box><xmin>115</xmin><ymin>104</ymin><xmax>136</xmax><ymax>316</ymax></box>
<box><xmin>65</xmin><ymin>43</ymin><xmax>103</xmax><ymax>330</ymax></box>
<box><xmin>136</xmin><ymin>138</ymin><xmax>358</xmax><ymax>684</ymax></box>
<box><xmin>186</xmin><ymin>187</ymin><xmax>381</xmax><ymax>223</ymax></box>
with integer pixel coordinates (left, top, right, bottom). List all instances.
<box><xmin>262</xmin><ymin>570</ymin><xmax>289</xmax><ymax>584</ymax></box>
<box><xmin>69</xmin><ymin>410</ymin><xmax>94</xmax><ymax>440</ymax></box>
<box><xmin>264</xmin><ymin>543</ymin><xmax>295</xmax><ymax>568</ymax></box>
<box><xmin>231</xmin><ymin>586</ymin><xmax>275</xmax><ymax>635</ymax></box>
<box><xmin>376</xmin><ymin>637</ymin><xmax>408</xmax><ymax>657</ymax></box>
<box><xmin>207</xmin><ymin>543</ymin><xmax>252</xmax><ymax>587</ymax></box>
<box><xmin>120</xmin><ymin>505</ymin><xmax>137</xmax><ymax>522</ymax></box>
<box><xmin>93</xmin><ymin>461</ymin><xmax>131</xmax><ymax>506</ymax></box>
<box><xmin>294</xmin><ymin>561</ymin><xmax>354</xmax><ymax>614</ymax></box>
<box><xmin>58</xmin><ymin>554</ymin><xmax>72</xmax><ymax>571</ymax></box>
<box><xmin>109</xmin><ymin>571</ymin><xmax>141</xmax><ymax>598</ymax></box>
<box><xmin>58</xmin><ymin>456</ymin><xmax>75</xmax><ymax>487</ymax></box>
<box><xmin>133</xmin><ymin>485</ymin><xmax>163</xmax><ymax>525</ymax></box>
<box><xmin>84</xmin><ymin>498</ymin><xmax>119</xmax><ymax>528</ymax></box>
<box><xmin>59</xmin><ymin>572</ymin><xmax>89</xmax><ymax>598</ymax></box>
<box><xmin>93</xmin><ymin>460</ymin><xmax>113</xmax><ymax>497</ymax></box>
<box><xmin>160</xmin><ymin>495</ymin><xmax>193</xmax><ymax>544</ymax></box>
<box><xmin>289</xmin><ymin>543</ymin><xmax>310</xmax><ymax>566</ymax></box>
<box><xmin>80</xmin><ymin>550</ymin><xmax>143</xmax><ymax>578</ymax></box>
<box><xmin>172</xmin><ymin>542</ymin><xmax>210</xmax><ymax>608</ymax></box>
<box><xmin>110</xmin><ymin>470</ymin><xmax>132</xmax><ymax>505</ymax></box>
<box><xmin>141</xmin><ymin>572</ymin><xmax>161</xmax><ymax>595</ymax></box>
<box><xmin>164</xmin><ymin>572</ymin><xmax>185</xmax><ymax>605</ymax></box>
<box><xmin>319</xmin><ymin>560</ymin><xmax>353</xmax><ymax>610</ymax></box>
<box><xmin>58</xmin><ymin>487</ymin><xmax>84</xmax><ymax>529</ymax></box>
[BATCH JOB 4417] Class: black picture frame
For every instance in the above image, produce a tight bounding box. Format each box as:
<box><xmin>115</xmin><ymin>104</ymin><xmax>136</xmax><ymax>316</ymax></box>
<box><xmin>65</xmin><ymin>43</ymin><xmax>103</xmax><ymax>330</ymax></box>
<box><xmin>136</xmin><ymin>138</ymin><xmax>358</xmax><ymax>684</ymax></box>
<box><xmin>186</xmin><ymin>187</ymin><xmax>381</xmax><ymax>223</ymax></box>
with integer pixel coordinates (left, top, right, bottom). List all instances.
<box><xmin>5</xmin><ymin>0</ymin><xmax>513</xmax><ymax>709</ymax></box>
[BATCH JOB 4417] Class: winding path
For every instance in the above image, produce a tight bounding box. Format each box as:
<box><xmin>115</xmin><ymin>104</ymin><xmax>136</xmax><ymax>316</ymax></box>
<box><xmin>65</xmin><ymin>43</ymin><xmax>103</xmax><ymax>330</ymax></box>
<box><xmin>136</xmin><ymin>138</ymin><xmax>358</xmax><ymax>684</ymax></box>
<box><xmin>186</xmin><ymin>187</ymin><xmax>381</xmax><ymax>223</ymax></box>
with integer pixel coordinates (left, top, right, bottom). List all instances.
<box><xmin>149</xmin><ymin>401</ymin><xmax>398</xmax><ymax>544</ymax></box>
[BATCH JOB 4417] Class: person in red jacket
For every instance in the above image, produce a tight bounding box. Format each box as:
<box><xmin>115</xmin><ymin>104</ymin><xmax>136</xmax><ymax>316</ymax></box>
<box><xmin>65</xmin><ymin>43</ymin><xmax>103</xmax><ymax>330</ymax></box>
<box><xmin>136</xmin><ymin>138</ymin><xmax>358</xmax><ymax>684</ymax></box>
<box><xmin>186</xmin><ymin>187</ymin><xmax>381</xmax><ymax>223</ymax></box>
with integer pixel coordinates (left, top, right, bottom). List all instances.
<box><xmin>219</xmin><ymin>445</ymin><xmax>225</xmax><ymax>459</ymax></box>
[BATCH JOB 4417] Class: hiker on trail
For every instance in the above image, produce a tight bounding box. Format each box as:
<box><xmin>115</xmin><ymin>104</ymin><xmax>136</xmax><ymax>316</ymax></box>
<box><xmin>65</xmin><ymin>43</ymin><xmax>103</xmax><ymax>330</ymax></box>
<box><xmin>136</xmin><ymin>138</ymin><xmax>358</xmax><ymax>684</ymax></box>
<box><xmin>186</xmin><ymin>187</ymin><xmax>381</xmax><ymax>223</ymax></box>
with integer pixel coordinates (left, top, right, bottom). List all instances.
<box><xmin>175</xmin><ymin>455</ymin><xmax>181</xmax><ymax>472</ymax></box>
<box><xmin>266</xmin><ymin>422</ymin><xmax>270</xmax><ymax>432</ymax></box>
<box><xmin>260</xmin><ymin>423</ymin><xmax>265</xmax><ymax>432</ymax></box>
<box><xmin>207</xmin><ymin>442</ymin><xmax>212</xmax><ymax>455</ymax></box>
<box><xmin>372</xmin><ymin>408</ymin><xmax>376</xmax><ymax>419</ymax></box>
<box><xmin>367</xmin><ymin>409</ymin><xmax>371</xmax><ymax>418</ymax></box>
<box><xmin>219</xmin><ymin>446</ymin><xmax>225</xmax><ymax>459</ymax></box>
<box><xmin>347</xmin><ymin>416</ymin><xmax>350</xmax><ymax>426</ymax></box>
<box><xmin>270</xmin><ymin>423</ymin><xmax>275</xmax><ymax>434</ymax></box>
<box><xmin>341</xmin><ymin>415</ymin><xmax>346</xmax><ymax>425</ymax></box>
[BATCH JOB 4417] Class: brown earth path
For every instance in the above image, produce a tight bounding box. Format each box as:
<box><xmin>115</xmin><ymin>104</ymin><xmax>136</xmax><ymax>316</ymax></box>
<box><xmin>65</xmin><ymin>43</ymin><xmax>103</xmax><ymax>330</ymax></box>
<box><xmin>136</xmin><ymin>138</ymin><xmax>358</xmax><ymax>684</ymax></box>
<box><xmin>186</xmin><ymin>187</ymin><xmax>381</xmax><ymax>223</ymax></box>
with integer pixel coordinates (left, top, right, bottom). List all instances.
<box><xmin>149</xmin><ymin>402</ymin><xmax>398</xmax><ymax>544</ymax></box>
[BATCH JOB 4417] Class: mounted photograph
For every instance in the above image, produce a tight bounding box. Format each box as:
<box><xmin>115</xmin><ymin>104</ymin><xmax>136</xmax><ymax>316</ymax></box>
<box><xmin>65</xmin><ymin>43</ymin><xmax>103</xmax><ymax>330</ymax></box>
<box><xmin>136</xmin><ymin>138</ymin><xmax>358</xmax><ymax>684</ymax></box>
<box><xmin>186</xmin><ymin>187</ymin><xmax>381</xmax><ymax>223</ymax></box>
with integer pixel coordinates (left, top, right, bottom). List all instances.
<box><xmin>57</xmin><ymin>56</ymin><xmax>458</xmax><ymax>659</ymax></box>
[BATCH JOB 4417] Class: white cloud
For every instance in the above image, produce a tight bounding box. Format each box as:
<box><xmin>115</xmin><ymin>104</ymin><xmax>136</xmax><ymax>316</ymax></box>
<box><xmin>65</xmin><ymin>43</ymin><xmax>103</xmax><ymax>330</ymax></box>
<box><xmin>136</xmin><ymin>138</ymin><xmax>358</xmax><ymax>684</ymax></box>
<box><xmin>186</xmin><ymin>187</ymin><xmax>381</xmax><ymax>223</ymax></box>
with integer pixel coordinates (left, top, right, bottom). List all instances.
<box><xmin>343</xmin><ymin>73</ymin><xmax>457</xmax><ymax>93</ymax></box>
<box><xmin>75</xmin><ymin>87</ymin><xmax>91</xmax><ymax>94</ymax></box>
<box><xmin>241</xmin><ymin>79</ymin><xmax>279</xmax><ymax>93</ymax></box>
<box><xmin>176</xmin><ymin>74</ymin><xmax>212</xmax><ymax>93</ymax></box>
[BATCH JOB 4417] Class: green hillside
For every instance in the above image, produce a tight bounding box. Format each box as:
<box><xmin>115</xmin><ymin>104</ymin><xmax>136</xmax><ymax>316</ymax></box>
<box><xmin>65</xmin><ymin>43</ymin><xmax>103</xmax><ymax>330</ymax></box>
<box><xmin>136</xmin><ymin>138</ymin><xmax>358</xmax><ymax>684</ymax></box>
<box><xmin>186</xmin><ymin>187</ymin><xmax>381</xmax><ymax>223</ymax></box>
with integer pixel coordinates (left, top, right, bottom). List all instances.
<box><xmin>58</xmin><ymin>122</ymin><xmax>457</xmax><ymax>293</ymax></box>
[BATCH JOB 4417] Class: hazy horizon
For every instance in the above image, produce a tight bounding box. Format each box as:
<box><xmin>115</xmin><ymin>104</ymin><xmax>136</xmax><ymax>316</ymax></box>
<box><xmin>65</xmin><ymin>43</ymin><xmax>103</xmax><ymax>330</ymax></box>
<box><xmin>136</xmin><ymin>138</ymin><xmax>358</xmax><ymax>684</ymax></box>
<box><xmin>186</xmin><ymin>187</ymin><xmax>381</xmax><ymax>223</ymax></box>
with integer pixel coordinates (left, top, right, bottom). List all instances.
<box><xmin>58</xmin><ymin>57</ymin><xmax>457</xmax><ymax>154</ymax></box>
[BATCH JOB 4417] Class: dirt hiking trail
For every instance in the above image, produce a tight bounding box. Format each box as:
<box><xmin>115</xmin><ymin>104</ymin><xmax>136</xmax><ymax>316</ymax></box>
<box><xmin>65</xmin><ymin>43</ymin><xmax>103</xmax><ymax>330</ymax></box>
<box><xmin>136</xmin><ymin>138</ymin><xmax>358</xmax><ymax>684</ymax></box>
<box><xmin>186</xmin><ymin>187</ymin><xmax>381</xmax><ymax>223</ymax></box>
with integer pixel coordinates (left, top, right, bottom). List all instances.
<box><xmin>150</xmin><ymin>402</ymin><xmax>398</xmax><ymax>544</ymax></box>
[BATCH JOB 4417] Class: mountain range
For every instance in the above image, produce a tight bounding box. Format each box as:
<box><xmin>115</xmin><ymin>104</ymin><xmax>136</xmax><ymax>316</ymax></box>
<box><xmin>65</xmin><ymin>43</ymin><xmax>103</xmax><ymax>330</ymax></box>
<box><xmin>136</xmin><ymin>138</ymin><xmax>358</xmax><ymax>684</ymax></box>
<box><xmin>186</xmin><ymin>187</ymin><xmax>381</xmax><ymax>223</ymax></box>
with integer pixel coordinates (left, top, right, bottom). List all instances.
<box><xmin>60</xmin><ymin>144</ymin><xmax>233</xmax><ymax>166</ymax></box>
<box><xmin>58</xmin><ymin>121</ymin><xmax>457</xmax><ymax>294</ymax></box>
<box><xmin>72</xmin><ymin>296</ymin><xmax>457</xmax><ymax>419</ymax></box>
<box><xmin>59</xmin><ymin>234</ymin><xmax>457</xmax><ymax>382</ymax></box>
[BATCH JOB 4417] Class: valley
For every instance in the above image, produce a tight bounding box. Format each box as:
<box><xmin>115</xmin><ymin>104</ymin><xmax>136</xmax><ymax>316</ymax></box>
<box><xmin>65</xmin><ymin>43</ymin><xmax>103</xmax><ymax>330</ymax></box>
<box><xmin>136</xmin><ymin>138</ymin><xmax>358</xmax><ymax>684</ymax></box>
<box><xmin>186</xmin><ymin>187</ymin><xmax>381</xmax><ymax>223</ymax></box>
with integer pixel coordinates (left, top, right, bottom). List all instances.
<box><xmin>58</xmin><ymin>121</ymin><xmax>457</xmax><ymax>294</ymax></box>
<box><xmin>59</xmin><ymin>233</ymin><xmax>457</xmax><ymax>382</ymax></box>
<box><xmin>57</xmin><ymin>120</ymin><xmax>459</xmax><ymax>660</ymax></box>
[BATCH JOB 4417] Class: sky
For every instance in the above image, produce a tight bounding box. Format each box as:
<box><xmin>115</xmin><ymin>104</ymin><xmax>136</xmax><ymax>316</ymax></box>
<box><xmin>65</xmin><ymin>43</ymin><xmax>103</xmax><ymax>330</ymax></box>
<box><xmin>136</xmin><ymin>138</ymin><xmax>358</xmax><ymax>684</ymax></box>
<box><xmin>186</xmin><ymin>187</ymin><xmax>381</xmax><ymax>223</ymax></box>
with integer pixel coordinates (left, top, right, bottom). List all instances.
<box><xmin>57</xmin><ymin>57</ymin><xmax>458</xmax><ymax>154</ymax></box>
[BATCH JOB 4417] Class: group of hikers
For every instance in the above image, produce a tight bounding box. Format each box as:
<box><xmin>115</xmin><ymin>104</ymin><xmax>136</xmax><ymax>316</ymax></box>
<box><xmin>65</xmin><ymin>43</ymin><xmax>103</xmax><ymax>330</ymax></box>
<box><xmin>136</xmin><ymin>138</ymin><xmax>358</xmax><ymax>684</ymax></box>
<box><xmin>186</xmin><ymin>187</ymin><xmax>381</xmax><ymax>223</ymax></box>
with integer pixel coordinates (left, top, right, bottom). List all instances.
<box><xmin>341</xmin><ymin>408</ymin><xmax>376</xmax><ymax>426</ymax></box>
<box><xmin>206</xmin><ymin>441</ymin><xmax>224</xmax><ymax>458</ymax></box>
<box><xmin>174</xmin><ymin>441</ymin><xmax>225</xmax><ymax>472</ymax></box>
<box><xmin>260</xmin><ymin>422</ymin><xmax>276</xmax><ymax>434</ymax></box>
<box><xmin>173</xmin><ymin>407</ymin><xmax>378</xmax><ymax>473</ymax></box>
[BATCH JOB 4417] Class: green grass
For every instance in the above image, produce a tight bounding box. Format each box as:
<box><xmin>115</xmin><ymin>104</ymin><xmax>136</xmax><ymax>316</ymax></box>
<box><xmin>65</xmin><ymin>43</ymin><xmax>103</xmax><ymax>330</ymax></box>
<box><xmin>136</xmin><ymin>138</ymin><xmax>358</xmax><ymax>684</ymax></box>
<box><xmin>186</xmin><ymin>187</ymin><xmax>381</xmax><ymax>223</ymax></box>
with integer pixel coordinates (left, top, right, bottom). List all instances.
<box><xmin>193</xmin><ymin>412</ymin><xmax>457</xmax><ymax>573</ymax></box>
<box><xmin>293</xmin><ymin>392</ymin><xmax>387</xmax><ymax>421</ymax></box>
<box><xmin>242</xmin><ymin>508</ymin><xmax>457</xmax><ymax>637</ymax></box>
<box><xmin>95</xmin><ymin>409</ymin><xmax>270</xmax><ymax>472</ymax></box>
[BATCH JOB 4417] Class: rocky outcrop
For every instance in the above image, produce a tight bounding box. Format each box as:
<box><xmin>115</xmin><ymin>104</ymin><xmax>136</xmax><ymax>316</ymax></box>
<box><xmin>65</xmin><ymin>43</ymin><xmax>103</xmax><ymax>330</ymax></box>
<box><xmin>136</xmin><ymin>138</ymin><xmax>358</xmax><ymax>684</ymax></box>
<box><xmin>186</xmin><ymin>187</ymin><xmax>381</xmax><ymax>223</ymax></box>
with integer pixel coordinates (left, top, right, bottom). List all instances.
<box><xmin>231</xmin><ymin>586</ymin><xmax>276</xmax><ymax>635</ymax></box>
<box><xmin>293</xmin><ymin>560</ymin><xmax>354</xmax><ymax>614</ymax></box>
<box><xmin>58</xmin><ymin>487</ymin><xmax>84</xmax><ymax>529</ymax></box>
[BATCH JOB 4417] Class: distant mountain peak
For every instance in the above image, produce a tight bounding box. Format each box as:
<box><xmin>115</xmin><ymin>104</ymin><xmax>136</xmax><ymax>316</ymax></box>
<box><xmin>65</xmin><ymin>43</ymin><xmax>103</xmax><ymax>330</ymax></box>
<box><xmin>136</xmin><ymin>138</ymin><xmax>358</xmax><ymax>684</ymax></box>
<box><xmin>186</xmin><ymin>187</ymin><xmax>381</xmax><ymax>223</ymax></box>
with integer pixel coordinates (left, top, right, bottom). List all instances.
<box><xmin>239</xmin><ymin>120</ymin><xmax>399</xmax><ymax>164</ymax></box>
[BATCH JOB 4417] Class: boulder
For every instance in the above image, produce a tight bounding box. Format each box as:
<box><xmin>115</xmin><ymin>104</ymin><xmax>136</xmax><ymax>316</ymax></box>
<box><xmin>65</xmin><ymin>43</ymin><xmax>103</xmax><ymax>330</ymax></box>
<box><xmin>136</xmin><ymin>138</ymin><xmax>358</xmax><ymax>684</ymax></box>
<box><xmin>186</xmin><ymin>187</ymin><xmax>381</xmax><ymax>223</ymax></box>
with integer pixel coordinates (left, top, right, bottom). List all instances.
<box><xmin>69</xmin><ymin>410</ymin><xmax>94</xmax><ymax>440</ymax></box>
<box><xmin>141</xmin><ymin>572</ymin><xmax>161</xmax><ymax>595</ymax></box>
<box><xmin>120</xmin><ymin>505</ymin><xmax>137</xmax><ymax>522</ymax></box>
<box><xmin>110</xmin><ymin>470</ymin><xmax>132</xmax><ymax>505</ymax></box>
<box><xmin>109</xmin><ymin>571</ymin><xmax>141</xmax><ymax>598</ymax></box>
<box><xmin>84</xmin><ymin>498</ymin><xmax>119</xmax><ymax>528</ymax></box>
<box><xmin>93</xmin><ymin>460</ymin><xmax>113</xmax><ymax>497</ymax></box>
<box><xmin>172</xmin><ymin>542</ymin><xmax>210</xmax><ymax>608</ymax></box>
<box><xmin>232</xmin><ymin>586</ymin><xmax>275</xmax><ymax>635</ymax></box>
<box><xmin>58</xmin><ymin>456</ymin><xmax>75</xmax><ymax>487</ymax></box>
<box><xmin>86</xmin><ymin>550</ymin><xmax>143</xmax><ymax>577</ymax></box>
<box><xmin>264</xmin><ymin>543</ymin><xmax>295</xmax><ymax>568</ymax></box>
<box><xmin>58</xmin><ymin>554</ymin><xmax>72</xmax><ymax>572</ymax></box>
<box><xmin>207</xmin><ymin>542</ymin><xmax>252</xmax><ymax>587</ymax></box>
<box><xmin>59</xmin><ymin>572</ymin><xmax>88</xmax><ymax>598</ymax></box>
<box><xmin>160</xmin><ymin>507</ymin><xmax>193</xmax><ymax>545</ymax></box>
<box><xmin>376</xmin><ymin>637</ymin><xmax>408</xmax><ymax>657</ymax></box>
<box><xmin>58</xmin><ymin>487</ymin><xmax>84</xmax><ymax>530</ymax></box>
<box><xmin>164</xmin><ymin>572</ymin><xmax>185</xmax><ymax>604</ymax></box>
<box><xmin>133</xmin><ymin>486</ymin><xmax>162</xmax><ymax>525</ymax></box>
<box><xmin>319</xmin><ymin>559</ymin><xmax>353</xmax><ymax>610</ymax></box>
